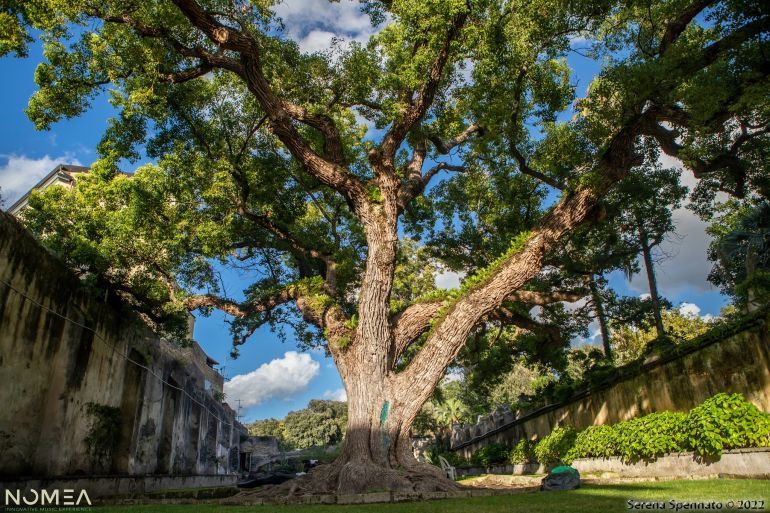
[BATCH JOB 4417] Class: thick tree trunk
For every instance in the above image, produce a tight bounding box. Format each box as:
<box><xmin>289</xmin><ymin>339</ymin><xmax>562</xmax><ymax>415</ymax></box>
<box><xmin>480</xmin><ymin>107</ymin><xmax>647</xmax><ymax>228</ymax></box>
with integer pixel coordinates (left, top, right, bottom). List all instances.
<box><xmin>254</xmin><ymin>353</ymin><xmax>456</xmax><ymax>497</ymax></box>
<box><xmin>639</xmin><ymin>230</ymin><xmax>666</xmax><ymax>338</ymax></box>
<box><xmin>589</xmin><ymin>274</ymin><xmax>612</xmax><ymax>359</ymax></box>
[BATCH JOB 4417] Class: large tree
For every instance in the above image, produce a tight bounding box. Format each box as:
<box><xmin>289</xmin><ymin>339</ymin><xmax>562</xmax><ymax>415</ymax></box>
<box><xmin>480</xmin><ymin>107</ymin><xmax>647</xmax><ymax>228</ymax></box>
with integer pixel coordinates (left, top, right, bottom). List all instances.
<box><xmin>5</xmin><ymin>0</ymin><xmax>769</xmax><ymax>495</ymax></box>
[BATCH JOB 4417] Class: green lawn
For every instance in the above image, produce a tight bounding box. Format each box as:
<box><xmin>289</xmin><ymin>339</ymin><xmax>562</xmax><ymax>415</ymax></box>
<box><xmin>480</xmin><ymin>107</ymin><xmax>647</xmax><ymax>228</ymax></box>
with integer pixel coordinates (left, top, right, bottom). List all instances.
<box><xmin>92</xmin><ymin>479</ymin><xmax>769</xmax><ymax>512</ymax></box>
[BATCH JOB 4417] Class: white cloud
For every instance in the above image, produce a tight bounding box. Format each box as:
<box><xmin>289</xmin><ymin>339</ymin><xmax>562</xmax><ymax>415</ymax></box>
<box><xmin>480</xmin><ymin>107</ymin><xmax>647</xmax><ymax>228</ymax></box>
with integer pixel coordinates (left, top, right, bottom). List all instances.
<box><xmin>639</xmin><ymin>293</ymin><xmax>651</xmax><ymax>300</ymax></box>
<box><xmin>272</xmin><ymin>0</ymin><xmax>380</xmax><ymax>54</ymax></box>
<box><xmin>224</xmin><ymin>351</ymin><xmax>320</xmax><ymax>408</ymax></box>
<box><xmin>435</xmin><ymin>269</ymin><xmax>463</xmax><ymax>289</ymax></box>
<box><xmin>0</xmin><ymin>154</ymin><xmax>82</xmax><ymax>206</ymax></box>
<box><xmin>568</xmin><ymin>33</ymin><xmax>593</xmax><ymax>46</ymax></box>
<box><xmin>322</xmin><ymin>388</ymin><xmax>347</xmax><ymax>401</ymax></box>
<box><xmin>678</xmin><ymin>302</ymin><xmax>701</xmax><ymax>318</ymax></box>
<box><xmin>298</xmin><ymin>30</ymin><xmax>339</xmax><ymax>54</ymax></box>
<box><xmin>677</xmin><ymin>302</ymin><xmax>715</xmax><ymax>322</ymax></box>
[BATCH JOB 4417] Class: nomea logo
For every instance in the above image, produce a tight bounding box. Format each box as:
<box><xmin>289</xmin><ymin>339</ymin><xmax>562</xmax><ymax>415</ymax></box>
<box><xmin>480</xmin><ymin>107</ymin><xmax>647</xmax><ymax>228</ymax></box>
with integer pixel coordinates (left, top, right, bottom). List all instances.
<box><xmin>4</xmin><ymin>488</ymin><xmax>92</xmax><ymax>506</ymax></box>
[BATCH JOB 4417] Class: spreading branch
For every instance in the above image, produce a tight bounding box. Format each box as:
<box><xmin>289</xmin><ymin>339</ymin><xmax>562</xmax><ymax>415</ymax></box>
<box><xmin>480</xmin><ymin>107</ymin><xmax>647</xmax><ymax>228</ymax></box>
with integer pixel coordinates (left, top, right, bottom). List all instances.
<box><xmin>379</xmin><ymin>12</ymin><xmax>469</xmax><ymax>163</ymax></box>
<box><xmin>183</xmin><ymin>288</ymin><xmax>297</xmax><ymax>318</ymax></box>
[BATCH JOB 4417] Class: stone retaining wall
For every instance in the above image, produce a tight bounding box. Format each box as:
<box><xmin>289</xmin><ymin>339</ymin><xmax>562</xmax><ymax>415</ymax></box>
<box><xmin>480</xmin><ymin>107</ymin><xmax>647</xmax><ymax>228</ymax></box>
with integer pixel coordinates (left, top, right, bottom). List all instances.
<box><xmin>0</xmin><ymin>211</ymin><xmax>244</xmax><ymax>478</ymax></box>
<box><xmin>452</xmin><ymin>314</ymin><xmax>770</xmax><ymax>459</ymax></box>
<box><xmin>572</xmin><ymin>447</ymin><xmax>770</xmax><ymax>479</ymax></box>
<box><xmin>0</xmin><ymin>474</ymin><xmax>239</xmax><ymax>500</ymax></box>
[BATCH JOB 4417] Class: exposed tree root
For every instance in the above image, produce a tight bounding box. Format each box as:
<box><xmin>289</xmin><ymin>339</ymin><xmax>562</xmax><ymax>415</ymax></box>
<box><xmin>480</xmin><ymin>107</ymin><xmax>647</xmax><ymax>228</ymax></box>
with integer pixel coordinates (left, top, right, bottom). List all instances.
<box><xmin>227</xmin><ymin>460</ymin><xmax>460</xmax><ymax>501</ymax></box>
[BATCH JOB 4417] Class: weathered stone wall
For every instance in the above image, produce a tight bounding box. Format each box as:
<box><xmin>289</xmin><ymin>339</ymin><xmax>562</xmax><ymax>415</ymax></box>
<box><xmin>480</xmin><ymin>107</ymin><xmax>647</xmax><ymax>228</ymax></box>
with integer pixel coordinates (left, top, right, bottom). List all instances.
<box><xmin>453</xmin><ymin>313</ymin><xmax>770</xmax><ymax>458</ymax></box>
<box><xmin>0</xmin><ymin>212</ymin><xmax>244</xmax><ymax>478</ymax></box>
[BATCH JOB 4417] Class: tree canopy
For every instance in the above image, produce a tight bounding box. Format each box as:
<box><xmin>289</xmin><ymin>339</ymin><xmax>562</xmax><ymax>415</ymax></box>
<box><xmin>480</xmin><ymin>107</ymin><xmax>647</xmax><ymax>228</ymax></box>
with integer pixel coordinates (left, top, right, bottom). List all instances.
<box><xmin>4</xmin><ymin>0</ymin><xmax>769</xmax><ymax>494</ymax></box>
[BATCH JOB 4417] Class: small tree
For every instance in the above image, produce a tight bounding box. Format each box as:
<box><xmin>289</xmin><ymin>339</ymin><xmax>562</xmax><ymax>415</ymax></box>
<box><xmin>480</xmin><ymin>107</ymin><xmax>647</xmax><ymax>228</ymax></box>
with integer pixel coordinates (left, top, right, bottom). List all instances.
<box><xmin>708</xmin><ymin>200</ymin><xmax>770</xmax><ymax>311</ymax></box>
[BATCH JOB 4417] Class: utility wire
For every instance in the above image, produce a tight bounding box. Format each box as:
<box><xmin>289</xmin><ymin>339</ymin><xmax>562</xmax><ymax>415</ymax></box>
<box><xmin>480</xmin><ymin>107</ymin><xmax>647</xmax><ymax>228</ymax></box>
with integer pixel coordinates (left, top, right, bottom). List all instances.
<box><xmin>0</xmin><ymin>278</ymin><xmax>238</xmax><ymax>431</ymax></box>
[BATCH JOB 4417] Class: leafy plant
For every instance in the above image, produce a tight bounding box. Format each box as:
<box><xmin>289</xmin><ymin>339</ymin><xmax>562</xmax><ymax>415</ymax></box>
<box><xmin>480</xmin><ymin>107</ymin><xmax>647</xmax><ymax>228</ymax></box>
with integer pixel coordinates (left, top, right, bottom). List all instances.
<box><xmin>426</xmin><ymin>447</ymin><xmax>471</xmax><ymax>469</ymax></box>
<box><xmin>470</xmin><ymin>442</ymin><xmax>510</xmax><ymax>468</ymax></box>
<box><xmin>509</xmin><ymin>438</ymin><xmax>536</xmax><ymax>464</ymax></box>
<box><xmin>83</xmin><ymin>402</ymin><xmax>121</xmax><ymax>467</ymax></box>
<box><xmin>565</xmin><ymin>425</ymin><xmax>617</xmax><ymax>462</ymax></box>
<box><xmin>611</xmin><ymin>411</ymin><xmax>688</xmax><ymax>462</ymax></box>
<box><xmin>534</xmin><ymin>426</ymin><xmax>577</xmax><ymax>465</ymax></box>
<box><xmin>685</xmin><ymin>393</ymin><xmax>770</xmax><ymax>457</ymax></box>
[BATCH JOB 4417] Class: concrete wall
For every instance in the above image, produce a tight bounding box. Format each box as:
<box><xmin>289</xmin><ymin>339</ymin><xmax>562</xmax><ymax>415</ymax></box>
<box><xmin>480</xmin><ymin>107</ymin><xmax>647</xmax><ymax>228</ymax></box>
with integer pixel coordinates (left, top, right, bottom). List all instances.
<box><xmin>453</xmin><ymin>313</ymin><xmax>770</xmax><ymax>458</ymax></box>
<box><xmin>571</xmin><ymin>447</ymin><xmax>770</xmax><ymax>479</ymax></box>
<box><xmin>0</xmin><ymin>212</ymin><xmax>244</xmax><ymax>478</ymax></box>
<box><xmin>0</xmin><ymin>474</ymin><xmax>239</xmax><ymax>500</ymax></box>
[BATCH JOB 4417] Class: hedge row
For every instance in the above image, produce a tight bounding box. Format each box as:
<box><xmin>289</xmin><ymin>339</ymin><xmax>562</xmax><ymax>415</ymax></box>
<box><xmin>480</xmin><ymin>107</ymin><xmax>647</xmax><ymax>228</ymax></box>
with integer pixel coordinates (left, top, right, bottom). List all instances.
<box><xmin>459</xmin><ymin>393</ymin><xmax>770</xmax><ymax>468</ymax></box>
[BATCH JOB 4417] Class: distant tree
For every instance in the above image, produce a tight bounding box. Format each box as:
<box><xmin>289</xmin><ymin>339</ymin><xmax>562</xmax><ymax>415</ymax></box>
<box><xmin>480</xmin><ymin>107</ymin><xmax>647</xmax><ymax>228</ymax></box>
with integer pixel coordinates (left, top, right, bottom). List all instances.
<box><xmin>411</xmin><ymin>380</ymin><xmax>472</xmax><ymax>440</ymax></box>
<box><xmin>610</xmin><ymin>164</ymin><xmax>688</xmax><ymax>338</ymax></box>
<box><xmin>247</xmin><ymin>418</ymin><xmax>284</xmax><ymax>439</ymax></box>
<box><xmin>486</xmin><ymin>360</ymin><xmax>544</xmax><ymax>409</ymax></box>
<box><xmin>282</xmin><ymin>400</ymin><xmax>348</xmax><ymax>450</ymax></box>
<box><xmin>565</xmin><ymin>345</ymin><xmax>609</xmax><ymax>382</ymax></box>
<box><xmin>707</xmin><ymin>200</ymin><xmax>770</xmax><ymax>310</ymax></box>
<box><xmin>611</xmin><ymin>308</ymin><xmax>715</xmax><ymax>365</ymax></box>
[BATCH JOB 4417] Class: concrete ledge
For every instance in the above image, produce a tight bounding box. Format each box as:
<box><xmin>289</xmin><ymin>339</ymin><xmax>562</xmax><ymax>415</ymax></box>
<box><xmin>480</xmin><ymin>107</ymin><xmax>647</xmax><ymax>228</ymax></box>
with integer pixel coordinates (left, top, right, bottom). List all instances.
<box><xmin>210</xmin><ymin>485</ymin><xmax>539</xmax><ymax>506</ymax></box>
<box><xmin>455</xmin><ymin>463</ymin><xmax>546</xmax><ymax>477</ymax></box>
<box><xmin>0</xmin><ymin>474</ymin><xmax>238</xmax><ymax>499</ymax></box>
<box><xmin>572</xmin><ymin>447</ymin><xmax>770</xmax><ymax>478</ymax></box>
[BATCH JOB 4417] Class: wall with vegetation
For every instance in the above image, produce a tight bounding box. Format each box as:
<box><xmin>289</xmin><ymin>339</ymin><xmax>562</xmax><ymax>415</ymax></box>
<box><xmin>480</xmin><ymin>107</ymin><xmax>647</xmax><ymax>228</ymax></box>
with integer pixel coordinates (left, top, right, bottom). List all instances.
<box><xmin>0</xmin><ymin>212</ymin><xmax>242</xmax><ymax>478</ymax></box>
<box><xmin>453</xmin><ymin>312</ymin><xmax>770</xmax><ymax>458</ymax></box>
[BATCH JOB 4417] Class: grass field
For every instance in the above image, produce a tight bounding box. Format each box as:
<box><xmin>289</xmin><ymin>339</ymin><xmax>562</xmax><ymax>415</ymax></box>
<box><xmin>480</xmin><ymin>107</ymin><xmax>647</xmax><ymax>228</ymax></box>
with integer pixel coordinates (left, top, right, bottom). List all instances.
<box><xmin>92</xmin><ymin>479</ymin><xmax>769</xmax><ymax>512</ymax></box>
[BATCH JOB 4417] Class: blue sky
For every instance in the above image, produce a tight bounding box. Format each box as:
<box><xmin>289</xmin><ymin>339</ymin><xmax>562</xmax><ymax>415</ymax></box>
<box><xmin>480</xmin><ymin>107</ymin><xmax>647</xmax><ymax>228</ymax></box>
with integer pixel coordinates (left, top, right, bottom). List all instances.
<box><xmin>0</xmin><ymin>0</ymin><xmax>727</xmax><ymax>422</ymax></box>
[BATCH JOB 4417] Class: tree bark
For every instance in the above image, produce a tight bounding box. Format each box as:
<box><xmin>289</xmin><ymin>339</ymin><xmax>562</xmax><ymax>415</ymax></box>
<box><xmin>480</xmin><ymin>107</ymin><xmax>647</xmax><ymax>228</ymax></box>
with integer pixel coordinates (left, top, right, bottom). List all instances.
<box><xmin>255</xmin><ymin>350</ymin><xmax>456</xmax><ymax>497</ymax></box>
<box><xmin>589</xmin><ymin>274</ymin><xmax>613</xmax><ymax>358</ymax></box>
<box><xmin>639</xmin><ymin>227</ymin><xmax>666</xmax><ymax>338</ymax></box>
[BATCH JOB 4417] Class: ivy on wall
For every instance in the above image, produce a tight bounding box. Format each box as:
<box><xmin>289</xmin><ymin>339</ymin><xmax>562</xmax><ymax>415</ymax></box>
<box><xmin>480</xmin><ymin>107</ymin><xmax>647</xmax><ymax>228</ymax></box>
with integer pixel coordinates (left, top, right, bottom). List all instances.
<box><xmin>83</xmin><ymin>402</ymin><xmax>121</xmax><ymax>468</ymax></box>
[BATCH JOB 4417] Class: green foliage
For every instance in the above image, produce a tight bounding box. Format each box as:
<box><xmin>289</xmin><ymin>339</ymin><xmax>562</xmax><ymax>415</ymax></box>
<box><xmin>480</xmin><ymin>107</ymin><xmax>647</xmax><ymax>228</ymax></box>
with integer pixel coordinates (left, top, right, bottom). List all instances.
<box><xmin>298</xmin><ymin>444</ymin><xmax>342</xmax><ymax>464</ymax></box>
<box><xmin>509</xmin><ymin>438</ymin><xmax>536</xmax><ymax>465</ymax></box>
<box><xmin>245</xmin><ymin>400</ymin><xmax>348</xmax><ymax>451</ymax></box>
<box><xmin>610</xmin><ymin>412</ymin><xmax>688</xmax><ymax>463</ymax></box>
<box><xmin>565</xmin><ymin>425</ymin><xmax>617</xmax><ymax>462</ymax></box>
<box><xmin>470</xmin><ymin>442</ymin><xmax>510</xmax><ymax>468</ymax></box>
<box><xmin>281</xmin><ymin>400</ymin><xmax>348</xmax><ymax>450</ymax></box>
<box><xmin>533</xmin><ymin>426</ymin><xmax>577</xmax><ymax>466</ymax></box>
<box><xmin>83</xmin><ymin>402</ymin><xmax>121</xmax><ymax>466</ymax></box>
<box><xmin>685</xmin><ymin>393</ymin><xmax>770</xmax><ymax>457</ymax></box>
<box><xmin>557</xmin><ymin>394</ymin><xmax>770</xmax><ymax>464</ymax></box>
<box><xmin>412</xmin><ymin>381</ymin><xmax>473</xmax><ymax>436</ymax></box>
<box><xmin>4</xmin><ymin>0</ymin><xmax>770</xmax><ymax>469</ymax></box>
<box><xmin>707</xmin><ymin>200</ymin><xmax>770</xmax><ymax>310</ymax></box>
<box><xmin>247</xmin><ymin>418</ymin><xmax>284</xmax><ymax>438</ymax></box>
<box><xmin>426</xmin><ymin>447</ymin><xmax>471</xmax><ymax>469</ymax></box>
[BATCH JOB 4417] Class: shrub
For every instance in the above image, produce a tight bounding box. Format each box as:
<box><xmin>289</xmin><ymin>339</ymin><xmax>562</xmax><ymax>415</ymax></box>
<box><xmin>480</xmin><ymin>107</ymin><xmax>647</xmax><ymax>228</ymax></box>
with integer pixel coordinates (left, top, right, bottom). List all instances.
<box><xmin>564</xmin><ymin>425</ymin><xmax>616</xmax><ymax>463</ymax></box>
<box><xmin>509</xmin><ymin>438</ymin><xmax>536</xmax><ymax>464</ymax></box>
<box><xmin>685</xmin><ymin>393</ymin><xmax>770</xmax><ymax>456</ymax></box>
<box><xmin>471</xmin><ymin>442</ymin><xmax>509</xmax><ymax>468</ymax></box>
<box><xmin>426</xmin><ymin>447</ymin><xmax>471</xmax><ymax>469</ymax></box>
<box><xmin>534</xmin><ymin>426</ymin><xmax>577</xmax><ymax>465</ymax></box>
<box><xmin>612</xmin><ymin>411</ymin><xmax>688</xmax><ymax>462</ymax></box>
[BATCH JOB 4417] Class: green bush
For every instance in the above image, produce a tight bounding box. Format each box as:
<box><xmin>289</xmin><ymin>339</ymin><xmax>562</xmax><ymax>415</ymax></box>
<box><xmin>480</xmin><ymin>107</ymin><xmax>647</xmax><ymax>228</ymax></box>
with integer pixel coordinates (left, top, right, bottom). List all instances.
<box><xmin>471</xmin><ymin>442</ymin><xmax>510</xmax><ymax>467</ymax></box>
<box><xmin>426</xmin><ymin>447</ymin><xmax>471</xmax><ymax>469</ymax></box>
<box><xmin>685</xmin><ymin>393</ymin><xmax>770</xmax><ymax>456</ymax></box>
<box><xmin>509</xmin><ymin>438</ymin><xmax>536</xmax><ymax>464</ymax></box>
<box><xmin>534</xmin><ymin>426</ymin><xmax>577</xmax><ymax>465</ymax></box>
<box><xmin>463</xmin><ymin>394</ymin><xmax>770</xmax><ymax>470</ymax></box>
<box><xmin>564</xmin><ymin>425</ymin><xmax>616</xmax><ymax>463</ymax></box>
<box><xmin>565</xmin><ymin>394</ymin><xmax>770</xmax><ymax>463</ymax></box>
<box><xmin>612</xmin><ymin>411</ymin><xmax>688</xmax><ymax>462</ymax></box>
